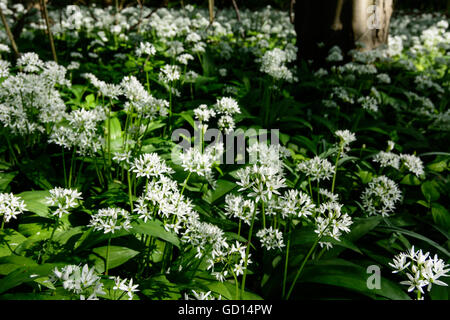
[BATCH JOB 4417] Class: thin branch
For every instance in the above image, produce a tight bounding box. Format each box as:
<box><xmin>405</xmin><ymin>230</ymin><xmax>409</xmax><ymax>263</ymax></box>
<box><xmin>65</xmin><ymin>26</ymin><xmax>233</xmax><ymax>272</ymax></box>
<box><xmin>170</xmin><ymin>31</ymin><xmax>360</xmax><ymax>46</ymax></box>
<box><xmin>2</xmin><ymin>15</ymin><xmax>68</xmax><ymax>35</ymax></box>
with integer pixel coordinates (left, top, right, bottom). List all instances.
<box><xmin>231</xmin><ymin>0</ymin><xmax>241</xmax><ymax>23</ymax></box>
<box><xmin>40</xmin><ymin>0</ymin><xmax>57</xmax><ymax>63</ymax></box>
<box><xmin>0</xmin><ymin>5</ymin><xmax>20</xmax><ymax>58</ymax></box>
<box><xmin>130</xmin><ymin>1</ymin><xmax>167</xmax><ymax>31</ymax></box>
<box><xmin>289</xmin><ymin>0</ymin><xmax>295</xmax><ymax>24</ymax></box>
<box><xmin>208</xmin><ymin>0</ymin><xmax>214</xmax><ymax>24</ymax></box>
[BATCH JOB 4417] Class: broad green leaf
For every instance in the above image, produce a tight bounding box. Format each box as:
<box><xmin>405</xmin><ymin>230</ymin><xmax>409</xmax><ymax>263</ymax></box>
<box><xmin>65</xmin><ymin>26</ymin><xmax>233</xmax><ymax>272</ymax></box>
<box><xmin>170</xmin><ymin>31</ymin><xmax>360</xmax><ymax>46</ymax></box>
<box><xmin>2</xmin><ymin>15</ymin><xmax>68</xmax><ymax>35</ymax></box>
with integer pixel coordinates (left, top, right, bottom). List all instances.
<box><xmin>0</xmin><ymin>255</ymin><xmax>38</xmax><ymax>276</ymax></box>
<box><xmin>296</xmin><ymin>259</ymin><xmax>410</xmax><ymax>300</ymax></box>
<box><xmin>17</xmin><ymin>190</ymin><xmax>51</xmax><ymax>217</ymax></box>
<box><xmin>400</xmin><ymin>174</ymin><xmax>421</xmax><ymax>186</ymax></box>
<box><xmin>0</xmin><ymin>171</ymin><xmax>17</xmax><ymax>192</ymax></box>
<box><xmin>381</xmin><ymin>226</ymin><xmax>450</xmax><ymax>258</ymax></box>
<box><xmin>431</xmin><ymin>203</ymin><xmax>450</xmax><ymax>231</ymax></box>
<box><xmin>90</xmin><ymin>246</ymin><xmax>139</xmax><ymax>273</ymax></box>
<box><xmin>140</xmin><ymin>275</ymin><xmax>182</xmax><ymax>300</ymax></box>
<box><xmin>130</xmin><ymin>220</ymin><xmax>180</xmax><ymax>247</ymax></box>
<box><xmin>0</xmin><ymin>230</ymin><xmax>27</xmax><ymax>258</ymax></box>
<box><xmin>421</xmin><ymin>181</ymin><xmax>440</xmax><ymax>202</ymax></box>
<box><xmin>202</xmin><ymin>179</ymin><xmax>237</xmax><ymax>204</ymax></box>
<box><xmin>0</xmin><ymin>263</ymin><xmax>63</xmax><ymax>294</ymax></box>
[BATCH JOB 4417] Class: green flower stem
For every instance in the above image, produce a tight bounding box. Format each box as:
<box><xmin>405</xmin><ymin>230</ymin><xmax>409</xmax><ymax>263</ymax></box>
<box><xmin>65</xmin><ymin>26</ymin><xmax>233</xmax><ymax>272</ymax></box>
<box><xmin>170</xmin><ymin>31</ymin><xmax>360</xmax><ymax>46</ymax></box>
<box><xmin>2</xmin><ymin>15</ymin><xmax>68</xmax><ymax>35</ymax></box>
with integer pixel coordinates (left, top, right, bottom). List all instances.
<box><xmin>68</xmin><ymin>147</ymin><xmax>77</xmax><ymax>189</ymax></box>
<box><xmin>49</xmin><ymin>217</ymin><xmax>60</xmax><ymax>243</ymax></box>
<box><xmin>1</xmin><ymin>218</ymin><xmax>5</xmax><ymax>231</ymax></box>
<box><xmin>230</xmin><ymin>267</ymin><xmax>240</xmax><ymax>300</ymax></box>
<box><xmin>4</xmin><ymin>134</ymin><xmax>18</xmax><ymax>166</ymax></box>
<box><xmin>286</xmin><ymin>237</ymin><xmax>320</xmax><ymax>300</ymax></box>
<box><xmin>240</xmin><ymin>206</ymin><xmax>257</xmax><ymax>300</ymax></box>
<box><xmin>308</xmin><ymin>177</ymin><xmax>313</xmax><ymax>198</ymax></box>
<box><xmin>262</xmin><ymin>202</ymin><xmax>266</xmax><ymax>229</ymax></box>
<box><xmin>127</xmin><ymin>171</ymin><xmax>133</xmax><ymax>212</ymax></box>
<box><xmin>331</xmin><ymin>146</ymin><xmax>342</xmax><ymax>194</ymax></box>
<box><xmin>62</xmin><ymin>147</ymin><xmax>67</xmax><ymax>187</ymax></box>
<box><xmin>282</xmin><ymin>220</ymin><xmax>292</xmax><ymax>298</ymax></box>
<box><xmin>105</xmin><ymin>235</ymin><xmax>112</xmax><ymax>275</ymax></box>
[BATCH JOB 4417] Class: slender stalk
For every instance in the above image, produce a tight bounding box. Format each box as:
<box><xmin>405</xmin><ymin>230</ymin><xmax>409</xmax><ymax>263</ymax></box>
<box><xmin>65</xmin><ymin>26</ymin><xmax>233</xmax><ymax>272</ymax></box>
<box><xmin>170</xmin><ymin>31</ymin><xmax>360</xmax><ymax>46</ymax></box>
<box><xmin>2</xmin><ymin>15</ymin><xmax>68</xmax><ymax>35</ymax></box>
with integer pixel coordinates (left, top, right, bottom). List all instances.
<box><xmin>282</xmin><ymin>221</ymin><xmax>292</xmax><ymax>298</ymax></box>
<box><xmin>0</xmin><ymin>6</ymin><xmax>19</xmax><ymax>58</ymax></box>
<box><xmin>240</xmin><ymin>205</ymin><xmax>257</xmax><ymax>299</ymax></box>
<box><xmin>1</xmin><ymin>218</ymin><xmax>4</xmax><ymax>231</ymax></box>
<box><xmin>105</xmin><ymin>235</ymin><xmax>112</xmax><ymax>275</ymax></box>
<box><xmin>331</xmin><ymin>146</ymin><xmax>342</xmax><ymax>193</ymax></box>
<box><xmin>62</xmin><ymin>147</ymin><xmax>67</xmax><ymax>187</ymax></box>
<box><xmin>40</xmin><ymin>0</ymin><xmax>57</xmax><ymax>63</ymax></box>
<box><xmin>286</xmin><ymin>237</ymin><xmax>320</xmax><ymax>300</ymax></box>
<box><xmin>127</xmin><ymin>171</ymin><xmax>133</xmax><ymax>212</ymax></box>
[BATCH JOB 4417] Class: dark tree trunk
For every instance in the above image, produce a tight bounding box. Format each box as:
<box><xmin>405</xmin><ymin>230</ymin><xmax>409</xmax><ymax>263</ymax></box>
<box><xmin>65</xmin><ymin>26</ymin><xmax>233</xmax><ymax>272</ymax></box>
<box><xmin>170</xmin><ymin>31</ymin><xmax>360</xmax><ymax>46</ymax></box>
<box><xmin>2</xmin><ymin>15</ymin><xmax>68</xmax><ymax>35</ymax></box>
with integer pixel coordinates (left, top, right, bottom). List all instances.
<box><xmin>295</xmin><ymin>0</ymin><xmax>393</xmax><ymax>67</ymax></box>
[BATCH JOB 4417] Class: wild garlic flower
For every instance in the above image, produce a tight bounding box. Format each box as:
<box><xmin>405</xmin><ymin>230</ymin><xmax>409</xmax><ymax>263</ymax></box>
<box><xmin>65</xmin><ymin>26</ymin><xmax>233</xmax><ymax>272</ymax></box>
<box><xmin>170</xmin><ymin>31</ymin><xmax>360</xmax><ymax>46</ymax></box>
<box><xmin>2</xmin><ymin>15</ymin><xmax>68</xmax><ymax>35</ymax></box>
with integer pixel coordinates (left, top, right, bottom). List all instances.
<box><xmin>179</xmin><ymin>145</ymin><xmax>223</xmax><ymax>179</ymax></box>
<box><xmin>400</xmin><ymin>154</ymin><xmax>424</xmax><ymax>177</ymax></box>
<box><xmin>278</xmin><ymin>189</ymin><xmax>315</xmax><ymax>219</ymax></box>
<box><xmin>224</xmin><ymin>194</ymin><xmax>257</xmax><ymax>225</ymax></box>
<box><xmin>45</xmin><ymin>187</ymin><xmax>83</xmax><ymax>218</ymax></box>
<box><xmin>176</xmin><ymin>53</ymin><xmax>194</xmax><ymax>65</ymax></box>
<box><xmin>0</xmin><ymin>193</ymin><xmax>27</xmax><ymax>223</ymax></box>
<box><xmin>51</xmin><ymin>264</ymin><xmax>105</xmax><ymax>300</ymax></box>
<box><xmin>335</xmin><ymin>130</ymin><xmax>356</xmax><ymax>148</ymax></box>
<box><xmin>185</xmin><ymin>290</ymin><xmax>220</xmax><ymax>300</ymax></box>
<box><xmin>17</xmin><ymin>52</ymin><xmax>44</xmax><ymax>73</ymax></box>
<box><xmin>110</xmin><ymin>276</ymin><xmax>139</xmax><ymax>300</ymax></box>
<box><xmin>390</xmin><ymin>246</ymin><xmax>450</xmax><ymax>297</ymax></box>
<box><xmin>319</xmin><ymin>188</ymin><xmax>339</xmax><ymax>203</ymax></box>
<box><xmin>0</xmin><ymin>60</ymin><xmax>10</xmax><ymax>78</ymax></box>
<box><xmin>159</xmin><ymin>65</ymin><xmax>181</xmax><ymax>83</ymax></box>
<box><xmin>256</xmin><ymin>227</ymin><xmax>285</xmax><ymax>251</ymax></box>
<box><xmin>297</xmin><ymin>156</ymin><xmax>335</xmax><ymax>182</ymax></box>
<box><xmin>135</xmin><ymin>41</ymin><xmax>156</xmax><ymax>57</ymax></box>
<box><xmin>88</xmin><ymin>207</ymin><xmax>132</xmax><ymax>234</ymax></box>
<box><xmin>326</xmin><ymin>46</ymin><xmax>344</xmax><ymax>62</ymax></box>
<box><xmin>373</xmin><ymin>151</ymin><xmax>401</xmax><ymax>169</ymax></box>
<box><xmin>314</xmin><ymin>202</ymin><xmax>353</xmax><ymax>250</ymax></box>
<box><xmin>193</xmin><ymin>104</ymin><xmax>216</xmax><ymax>122</ymax></box>
<box><xmin>130</xmin><ymin>153</ymin><xmax>174</xmax><ymax>179</ymax></box>
<box><xmin>214</xmin><ymin>97</ymin><xmax>241</xmax><ymax>116</ymax></box>
<box><xmin>361</xmin><ymin>176</ymin><xmax>402</xmax><ymax>217</ymax></box>
<box><xmin>358</xmin><ymin>96</ymin><xmax>379</xmax><ymax>112</ymax></box>
<box><xmin>259</xmin><ymin>48</ymin><xmax>294</xmax><ymax>82</ymax></box>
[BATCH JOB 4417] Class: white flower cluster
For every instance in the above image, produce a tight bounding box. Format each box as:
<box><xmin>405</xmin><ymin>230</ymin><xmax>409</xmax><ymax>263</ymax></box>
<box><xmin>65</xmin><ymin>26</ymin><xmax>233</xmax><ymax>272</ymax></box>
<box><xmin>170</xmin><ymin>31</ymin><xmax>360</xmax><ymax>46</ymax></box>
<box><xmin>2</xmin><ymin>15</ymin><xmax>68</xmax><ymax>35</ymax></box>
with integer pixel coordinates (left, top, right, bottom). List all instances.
<box><xmin>45</xmin><ymin>187</ymin><xmax>83</xmax><ymax>218</ymax></box>
<box><xmin>236</xmin><ymin>143</ymin><xmax>287</xmax><ymax>203</ymax></box>
<box><xmin>179</xmin><ymin>144</ymin><xmax>223</xmax><ymax>182</ymax></box>
<box><xmin>51</xmin><ymin>264</ymin><xmax>105</xmax><ymax>300</ymax></box>
<box><xmin>159</xmin><ymin>65</ymin><xmax>181</xmax><ymax>83</ymax></box>
<box><xmin>0</xmin><ymin>54</ymin><xmax>69</xmax><ymax>137</ymax></box>
<box><xmin>88</xmin><ymin>207</ymin><xmax>132</xmax><ymax>234</ymax></box>
<box><xmin>278</xmin><ymin>189</ymin><xmax>315</xmax><ymax>219</ymax></box>
<box><xmin>390</xmin><ymin>246</ymin><xmax>450</xmax><ymax>298</ymax></box>
<box><xmin>373</xmin><ymin>149</ymin><xmax>425</xmax><ymax>177</ymax></box>
<box><xmin>110</xmin><ymin>276</ymin><xmax>140</xmax><ymax>300</ymax></box>
<box><xmin>297</xmin><ymin>156</ymin><xmax>335</xmax><ymax>182</ymax></box>
<box><xmin>214</xmin><ymin>97</ymin><xmax>241</xmax><ymax>134</ymax></box>
<box><xmin>361</xmin><ymin>176</ymin><xmax>402</xmax><ymax>217</ymax></box>
<box><xmin>314</xmin><ymin>202</ymin><xmax>353</xmax><ymax>250</ymax></box>
<box><xmin>256</xmin><ymin>227</ymin><xmax>285</xmax><ymax>251</ymax></box>
<box><xmin>130</xmin><ymin>153</ymin><xmax>174</xmax><ymax>179</ymax></box>
<box><xmin>259</xmin><ymin>47</ymin><xmax>296</xmax><ymax>82</ymax></box>
<box><xmin>224</xmin><ymin>194</ymin><xmax>256</xmax><ymax>225</ymax></box>
<box><xmin>0</xmin><ymin>193</ymin><xmax>27</xmax><ymax>223</ymax></box>
<box><xmin>134</xmin><ymin>175</ymin><xmax>194</xmax><ymax>228</ymax></box>
<box><xmin>135</xmin><ymin>41</ymin><xmax>156</xmax><ymax>57</ymax></box>
<box><xmin>49</xmin><ymin>106</ymin><xmax>107</xmax><ymax>156</ymax></box>
<box><xmin>184</xmin><ymin>290</ymin><xmax>221</xmax><ymax>300</ymax></box>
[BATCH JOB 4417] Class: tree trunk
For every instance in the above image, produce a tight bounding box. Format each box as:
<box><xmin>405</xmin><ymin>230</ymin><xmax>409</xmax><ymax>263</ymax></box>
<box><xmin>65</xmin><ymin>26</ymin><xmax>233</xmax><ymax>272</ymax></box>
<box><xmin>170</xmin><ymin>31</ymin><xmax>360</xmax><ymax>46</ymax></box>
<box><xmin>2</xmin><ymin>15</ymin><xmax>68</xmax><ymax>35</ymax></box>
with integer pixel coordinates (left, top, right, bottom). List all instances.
<box><xmin>295</xmin><ymin>0</ymin><xmax>393</xmax><ymax>66</ymax></box>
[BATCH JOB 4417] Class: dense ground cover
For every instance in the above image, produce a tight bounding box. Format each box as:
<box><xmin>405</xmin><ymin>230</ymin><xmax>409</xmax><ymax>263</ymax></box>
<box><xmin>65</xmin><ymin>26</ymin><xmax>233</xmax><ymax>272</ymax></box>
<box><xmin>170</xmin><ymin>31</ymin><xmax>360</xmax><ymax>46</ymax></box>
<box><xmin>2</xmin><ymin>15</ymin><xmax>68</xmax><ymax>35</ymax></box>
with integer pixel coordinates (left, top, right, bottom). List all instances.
<box><xmin>0</xmin><ymin>4</ymin><xmax>449</xmax><ymax>300</ymax></box>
